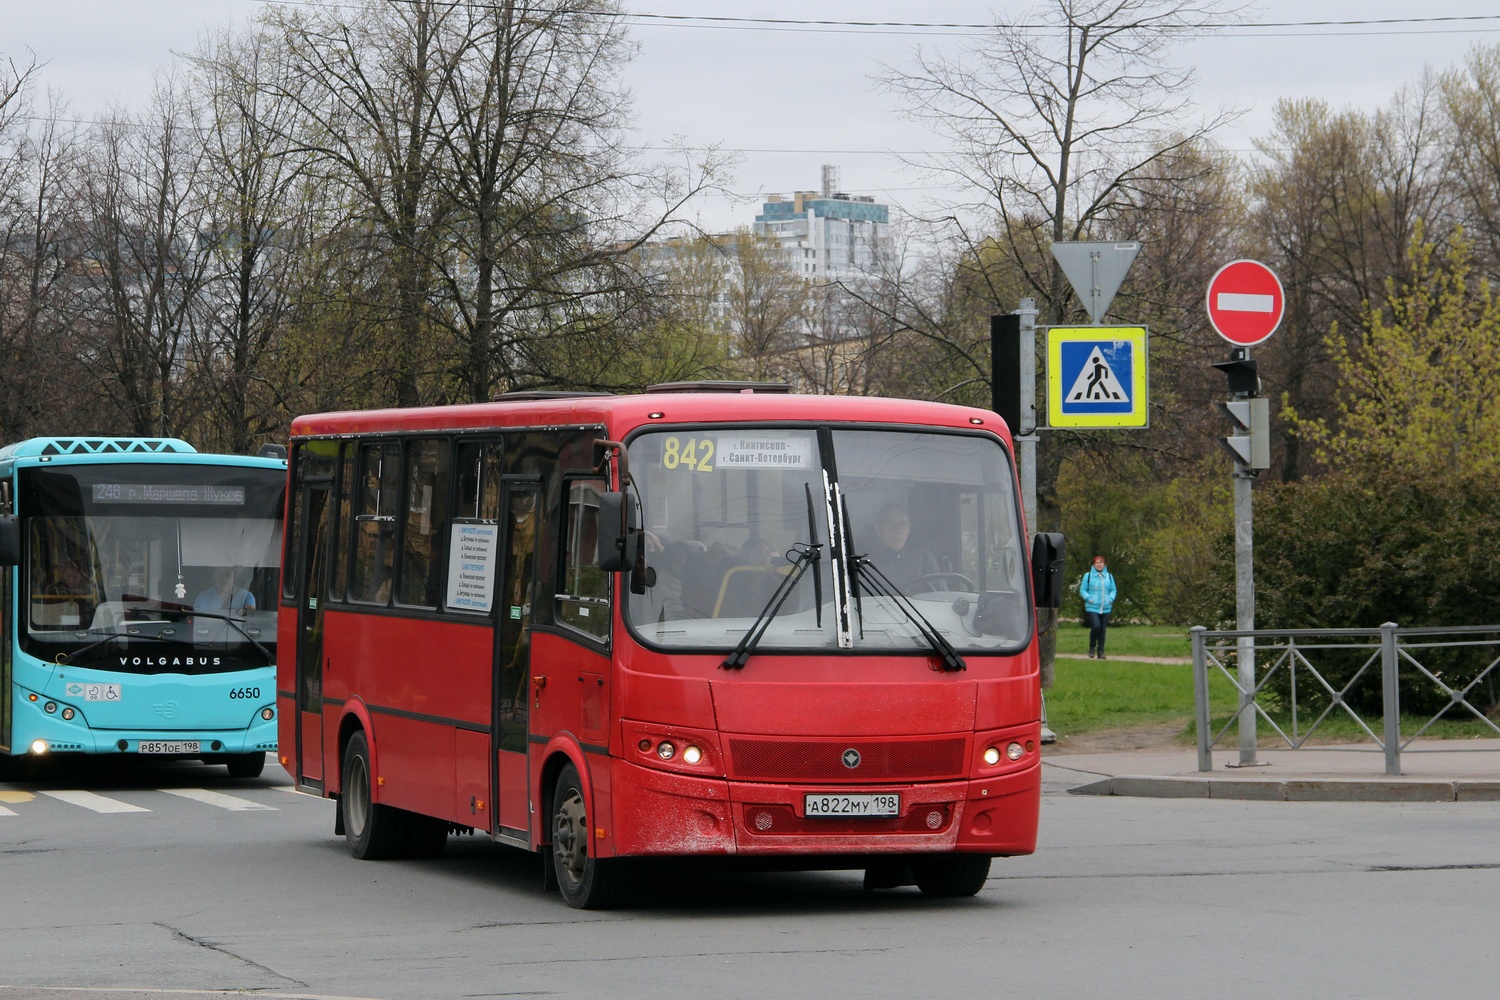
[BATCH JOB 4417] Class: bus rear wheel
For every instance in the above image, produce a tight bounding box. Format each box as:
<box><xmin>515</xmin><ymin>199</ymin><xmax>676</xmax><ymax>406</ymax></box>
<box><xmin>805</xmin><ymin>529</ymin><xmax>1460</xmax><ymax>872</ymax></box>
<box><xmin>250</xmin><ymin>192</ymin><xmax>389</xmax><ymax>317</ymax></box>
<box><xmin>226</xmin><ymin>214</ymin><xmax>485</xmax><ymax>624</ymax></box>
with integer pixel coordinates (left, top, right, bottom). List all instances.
<box><xmin>550</xmin><ymin>762</ymin><xmax>625</xmax><ymax>909</ymax></box>
<box><xmin>341</xmin><ymin>731</ymin><xmax>406</xmax><ymax>860</ymax></box>
<box><xmin>912</xmin><ymin>854</ymin><xmax>991</xmax><ymax>897</ymax></box>
<box><xmin>224</xmin><ymin>752</ymin><xmax>265</xmax><ymax>779</ymax></box>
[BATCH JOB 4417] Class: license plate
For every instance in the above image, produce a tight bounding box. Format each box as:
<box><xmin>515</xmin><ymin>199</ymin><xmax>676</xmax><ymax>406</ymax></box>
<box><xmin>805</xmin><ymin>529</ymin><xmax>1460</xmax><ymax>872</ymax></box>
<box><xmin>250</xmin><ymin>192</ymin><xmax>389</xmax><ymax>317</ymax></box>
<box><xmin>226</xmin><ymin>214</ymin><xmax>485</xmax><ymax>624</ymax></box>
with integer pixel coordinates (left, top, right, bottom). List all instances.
<box><xmin>138</xmin><ymin>741</ymin><xmax>200</xmax><ymax>754</ymax></box>
<box><xmin>804</xmin><ymin>793</ymin><xmax>900</xmax><ymax>818</ymax></box>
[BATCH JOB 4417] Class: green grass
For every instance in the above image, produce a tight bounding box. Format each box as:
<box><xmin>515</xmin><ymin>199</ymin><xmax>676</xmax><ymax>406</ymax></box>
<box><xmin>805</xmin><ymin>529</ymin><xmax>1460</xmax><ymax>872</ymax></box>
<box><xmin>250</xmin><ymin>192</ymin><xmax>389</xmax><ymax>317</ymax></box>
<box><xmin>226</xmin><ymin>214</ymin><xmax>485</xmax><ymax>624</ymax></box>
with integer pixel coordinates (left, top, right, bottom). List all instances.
<box><xmin>1047</xmin><ymin>657</ymin><xmax>1231</xmax><ymax>736</ymax></box>
<box><xmin>1054</xmin><ymin>621</ymin><xmax>1192</xmax><ymax>659</ymax></box>
<box><xmin>1047</xmin><ymin>649</ymin><xmax>1500</xmax><ymax>743</ymax></box>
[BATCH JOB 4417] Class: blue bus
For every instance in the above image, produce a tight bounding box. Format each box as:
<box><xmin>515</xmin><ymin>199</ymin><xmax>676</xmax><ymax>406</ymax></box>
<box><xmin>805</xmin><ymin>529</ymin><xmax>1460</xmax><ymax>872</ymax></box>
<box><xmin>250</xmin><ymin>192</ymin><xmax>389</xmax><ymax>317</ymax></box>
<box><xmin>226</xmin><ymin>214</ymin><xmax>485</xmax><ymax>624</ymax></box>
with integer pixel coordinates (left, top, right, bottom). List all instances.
<box><xmin>0</xmin><ymin>438</ymin><xmax>286</xmax><ymax>780</ymax></box>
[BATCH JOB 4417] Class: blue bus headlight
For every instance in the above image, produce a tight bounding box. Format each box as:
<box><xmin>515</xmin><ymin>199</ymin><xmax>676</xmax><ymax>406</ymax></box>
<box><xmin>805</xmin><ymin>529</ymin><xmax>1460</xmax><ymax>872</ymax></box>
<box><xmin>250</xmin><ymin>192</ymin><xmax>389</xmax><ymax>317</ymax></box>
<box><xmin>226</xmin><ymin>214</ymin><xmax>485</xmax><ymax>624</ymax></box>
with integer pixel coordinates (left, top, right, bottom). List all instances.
<box><xmin>29</xmin><ymin>740</ymin><xmax>48</xmax><ymax>755</ymax></box>
<box><xmin>260</xmin><ymin>707</ymin><xmax>275</xmax><ymax>721</ymax></box>
<box><xmin>61</xmin><ymin>707</ymin><xmax>75</xmax><ymax>721</ymax></box>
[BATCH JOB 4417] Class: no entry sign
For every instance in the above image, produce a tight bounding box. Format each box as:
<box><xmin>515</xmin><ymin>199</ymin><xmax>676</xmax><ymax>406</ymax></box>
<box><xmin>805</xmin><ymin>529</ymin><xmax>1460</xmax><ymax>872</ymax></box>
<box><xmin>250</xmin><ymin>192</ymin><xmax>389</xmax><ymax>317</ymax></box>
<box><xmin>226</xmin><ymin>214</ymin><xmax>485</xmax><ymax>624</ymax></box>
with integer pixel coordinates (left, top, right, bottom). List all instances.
<box><xmin>1206</xmin><ymin>259</ymin><xmax>1284</xmax><ymax>346</ymax></box>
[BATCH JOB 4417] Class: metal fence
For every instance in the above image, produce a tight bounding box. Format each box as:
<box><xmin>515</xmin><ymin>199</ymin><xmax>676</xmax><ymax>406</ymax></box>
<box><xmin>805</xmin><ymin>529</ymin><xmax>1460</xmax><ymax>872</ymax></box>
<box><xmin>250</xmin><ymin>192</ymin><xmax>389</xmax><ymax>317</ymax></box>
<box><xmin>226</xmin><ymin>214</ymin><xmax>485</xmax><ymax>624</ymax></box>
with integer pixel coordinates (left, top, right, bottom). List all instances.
<box><xmin>1191</xmin><ymin>623</ymin><xmax>1500</xmax><ymax>775</ymax></box>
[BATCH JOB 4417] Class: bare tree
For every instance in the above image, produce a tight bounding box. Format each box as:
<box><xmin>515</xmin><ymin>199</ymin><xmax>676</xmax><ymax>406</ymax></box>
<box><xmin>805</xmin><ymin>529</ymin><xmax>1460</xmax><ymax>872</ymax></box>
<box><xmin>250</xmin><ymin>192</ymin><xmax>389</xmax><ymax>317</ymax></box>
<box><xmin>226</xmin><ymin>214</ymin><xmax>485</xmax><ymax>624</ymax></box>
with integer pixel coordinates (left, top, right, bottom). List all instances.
<box><xmin>74</xmin><ymin>78</ymin><xmax>213</xmax><ymax>437</ymax></box>
<box><xmin>883</xmin><ymin>0</ymin><xmax>1244</xmax><ymax>324</ymax></box>
<box><xmin>186</xmin><ymin>26</ymin><xmax>318</xmax><ymax>452</ymax></box>
<box><xmin>262</xmin><ymin>0</ymin><xmax>465</xmax><ymax>408</ymax></box>
<box><xmin>1442</xmin><ymin>45</ymin><xmax>1500</xmax><ymax>278</ymax></box>
<box><xmin>0</xmin><ymin>57</ymin><xmax>88</xmax><ymax>438</ymax></box>
<box><xmin>881</xmin><ymin>0</ymin><xmax>1245</xmax><ymax>682</ymax></box>
<box><xmin>1251</xmin><ymin>85</ymin><xmax>1452</xmax><ymax>480</ymax></box>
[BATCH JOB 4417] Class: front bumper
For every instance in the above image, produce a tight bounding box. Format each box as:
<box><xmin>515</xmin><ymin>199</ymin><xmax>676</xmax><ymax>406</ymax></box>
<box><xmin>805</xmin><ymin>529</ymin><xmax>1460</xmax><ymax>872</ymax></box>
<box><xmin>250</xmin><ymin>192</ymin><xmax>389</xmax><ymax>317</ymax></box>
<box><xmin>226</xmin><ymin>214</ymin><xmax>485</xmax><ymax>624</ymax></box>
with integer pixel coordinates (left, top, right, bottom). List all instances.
<box><xmin>11</xmin><ymin>687</ymin><xmax>278</xmax><ymax>756</ymax></box>
<box><xmin>607</xmin><ymin>755</ymin><xmax>1040</xmax><ymax>858</ymax></box>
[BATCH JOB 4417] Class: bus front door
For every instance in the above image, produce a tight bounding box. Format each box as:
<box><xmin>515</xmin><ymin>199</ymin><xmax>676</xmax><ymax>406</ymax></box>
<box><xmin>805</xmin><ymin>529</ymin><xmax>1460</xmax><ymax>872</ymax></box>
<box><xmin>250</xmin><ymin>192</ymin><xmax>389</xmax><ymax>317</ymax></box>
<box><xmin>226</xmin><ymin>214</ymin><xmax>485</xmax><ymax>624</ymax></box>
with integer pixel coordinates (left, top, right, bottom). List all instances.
<box><xmin>294</xmin><ymin>482</ymin><xmax>330</xmax><ymax>788</ymax></box>
<box><xmin>494</xmin><ymin>484</ymin><xmax>539</xmax><ymax>840</ymax></box>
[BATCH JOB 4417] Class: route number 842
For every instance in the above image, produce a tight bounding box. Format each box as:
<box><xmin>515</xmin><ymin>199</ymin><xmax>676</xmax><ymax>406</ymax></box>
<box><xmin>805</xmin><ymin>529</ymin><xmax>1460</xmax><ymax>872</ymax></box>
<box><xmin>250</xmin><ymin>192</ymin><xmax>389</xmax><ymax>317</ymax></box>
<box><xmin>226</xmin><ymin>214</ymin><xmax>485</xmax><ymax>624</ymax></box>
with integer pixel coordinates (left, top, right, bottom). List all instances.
<box><xmin>662</xmin><ymin>436</ymin><xmax>715</xmax><ymax>473</ymax></box>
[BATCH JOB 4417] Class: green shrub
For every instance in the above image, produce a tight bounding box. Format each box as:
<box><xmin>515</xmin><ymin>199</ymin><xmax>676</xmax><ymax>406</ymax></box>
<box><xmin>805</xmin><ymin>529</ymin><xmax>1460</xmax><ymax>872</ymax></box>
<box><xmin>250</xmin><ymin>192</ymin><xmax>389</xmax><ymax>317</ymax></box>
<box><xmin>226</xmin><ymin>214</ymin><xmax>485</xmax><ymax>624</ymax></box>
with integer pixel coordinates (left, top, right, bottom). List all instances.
<box><xmin>1242</xmin><ymin>466</ymin><xmax>1500</xmax><ymax>716</ymax></box>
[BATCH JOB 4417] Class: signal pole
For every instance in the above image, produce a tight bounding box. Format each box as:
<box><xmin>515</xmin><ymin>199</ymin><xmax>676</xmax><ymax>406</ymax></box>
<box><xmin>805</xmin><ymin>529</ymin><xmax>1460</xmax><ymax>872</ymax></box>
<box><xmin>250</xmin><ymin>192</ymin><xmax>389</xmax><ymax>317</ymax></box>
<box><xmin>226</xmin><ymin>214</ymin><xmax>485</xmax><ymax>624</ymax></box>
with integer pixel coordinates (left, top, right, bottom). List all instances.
<box><xmin>1213</xmin><ymin>344</ymin><xmax>1273</xmax><ymax>768</ymax></box>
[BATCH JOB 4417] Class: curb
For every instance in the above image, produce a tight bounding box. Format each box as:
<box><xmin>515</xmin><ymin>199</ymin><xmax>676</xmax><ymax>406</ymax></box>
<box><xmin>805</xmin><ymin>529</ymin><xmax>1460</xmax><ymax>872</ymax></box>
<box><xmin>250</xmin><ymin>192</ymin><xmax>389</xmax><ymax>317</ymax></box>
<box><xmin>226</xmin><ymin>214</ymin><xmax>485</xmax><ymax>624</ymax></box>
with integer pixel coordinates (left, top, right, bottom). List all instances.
<box><xmin>1068</xmin><ymin>775</ymin><xmax>1500</xmax><ymax>802</ymax></box>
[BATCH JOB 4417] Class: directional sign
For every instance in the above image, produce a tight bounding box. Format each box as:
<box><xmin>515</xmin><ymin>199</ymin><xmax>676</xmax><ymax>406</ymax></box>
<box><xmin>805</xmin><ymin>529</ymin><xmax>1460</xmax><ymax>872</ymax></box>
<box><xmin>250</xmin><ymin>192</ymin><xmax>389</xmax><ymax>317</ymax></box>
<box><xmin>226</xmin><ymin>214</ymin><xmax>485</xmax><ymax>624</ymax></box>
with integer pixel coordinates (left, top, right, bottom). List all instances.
<box><xmin>1206</xmin><ymin>260</ymin><xmax>1284</xmax><ymax>346</ymax></box>
<box><xmin>1051</xmin><ymin>241</ymin><xmax>1142</xmax><ymax>325</ymax></box>
<box><xmin>1046</xmin><ymin>326</ymin><xmax>1149</xmax><ymax>428</ymax></box>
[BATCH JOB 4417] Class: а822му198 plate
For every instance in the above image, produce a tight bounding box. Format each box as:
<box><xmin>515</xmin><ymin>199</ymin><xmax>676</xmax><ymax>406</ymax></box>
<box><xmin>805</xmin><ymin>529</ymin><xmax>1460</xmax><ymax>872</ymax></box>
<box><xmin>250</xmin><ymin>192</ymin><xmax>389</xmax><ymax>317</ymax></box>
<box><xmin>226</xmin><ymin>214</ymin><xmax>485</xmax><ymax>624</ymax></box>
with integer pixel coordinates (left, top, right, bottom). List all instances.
<box><xmin>804</xmin><ymin>793</ymin><xmax>900</xmax><ymax>818</ymax></box>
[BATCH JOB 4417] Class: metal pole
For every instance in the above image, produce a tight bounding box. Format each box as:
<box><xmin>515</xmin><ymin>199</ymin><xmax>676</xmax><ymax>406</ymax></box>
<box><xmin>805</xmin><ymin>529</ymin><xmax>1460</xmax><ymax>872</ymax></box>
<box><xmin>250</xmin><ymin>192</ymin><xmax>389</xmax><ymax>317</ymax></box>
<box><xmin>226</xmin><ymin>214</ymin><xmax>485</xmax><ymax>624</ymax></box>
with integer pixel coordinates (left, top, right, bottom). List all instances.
<box><xmin>1017</xmin><ymin>297</ymin><xmax>1038</xmax><ymax>532</ymax></box>
<box><xmin>1381</xmin><ymin>621</ymin><xmax>1401</xmax><ymax>776</ymax></box>
<box><xmin>1231</xmin><ymin>470</ymin><xmax>1260</xmax><ymax>766</ymax></box>
<box><xmin>1192</xmin><ymin>626</ymin><xmax>1211</xmax><ymax>772</ymax></box>
<box><xmin>1017</xmin><ymin>297</ymin><xmax>1052</xmax><ymax>743</ymax></box>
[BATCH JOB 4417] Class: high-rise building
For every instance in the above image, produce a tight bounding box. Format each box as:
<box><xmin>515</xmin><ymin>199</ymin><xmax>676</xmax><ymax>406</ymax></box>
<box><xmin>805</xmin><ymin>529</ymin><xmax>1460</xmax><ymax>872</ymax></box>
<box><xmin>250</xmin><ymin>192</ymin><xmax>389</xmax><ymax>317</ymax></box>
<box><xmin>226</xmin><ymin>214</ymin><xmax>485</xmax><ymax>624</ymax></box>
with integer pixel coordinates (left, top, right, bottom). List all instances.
<box><xmin>752</xmin><ymin>166</ymin><xmax>890</xmax><ymax>282</ymax></box>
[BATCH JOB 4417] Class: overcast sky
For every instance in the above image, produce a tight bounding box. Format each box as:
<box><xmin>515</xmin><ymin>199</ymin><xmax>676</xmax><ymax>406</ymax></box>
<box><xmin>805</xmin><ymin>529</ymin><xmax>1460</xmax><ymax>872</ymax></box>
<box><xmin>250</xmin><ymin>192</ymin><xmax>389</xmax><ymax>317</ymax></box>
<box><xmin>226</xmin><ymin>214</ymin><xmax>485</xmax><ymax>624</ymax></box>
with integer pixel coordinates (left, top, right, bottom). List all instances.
<box><xmin>4</xmin><ymin>0</ymin><xmax>1498</xmax><ymax>231</ymax></box>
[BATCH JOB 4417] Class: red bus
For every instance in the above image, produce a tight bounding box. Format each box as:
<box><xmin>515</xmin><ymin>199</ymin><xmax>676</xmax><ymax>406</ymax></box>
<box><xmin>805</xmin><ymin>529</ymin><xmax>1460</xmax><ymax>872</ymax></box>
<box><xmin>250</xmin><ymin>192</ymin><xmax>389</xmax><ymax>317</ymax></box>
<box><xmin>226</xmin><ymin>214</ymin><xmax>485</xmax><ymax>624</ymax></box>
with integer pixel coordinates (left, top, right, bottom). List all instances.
<box><xmin>278</xmin><ymin>383</ymin><xmax>1064</xmax><ymax>907</ymax></box>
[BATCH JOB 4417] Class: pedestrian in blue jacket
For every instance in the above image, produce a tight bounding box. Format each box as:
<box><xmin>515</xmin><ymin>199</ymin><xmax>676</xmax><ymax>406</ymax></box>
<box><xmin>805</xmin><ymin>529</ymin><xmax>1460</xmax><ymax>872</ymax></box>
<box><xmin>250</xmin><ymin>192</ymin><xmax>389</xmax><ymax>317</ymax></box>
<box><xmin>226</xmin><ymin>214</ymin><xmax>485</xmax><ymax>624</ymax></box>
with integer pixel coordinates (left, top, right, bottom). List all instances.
<box><xmin>1079</xmin><ymin>555</ymin><xmax>1118</xmax><ymax>658</ymax></box>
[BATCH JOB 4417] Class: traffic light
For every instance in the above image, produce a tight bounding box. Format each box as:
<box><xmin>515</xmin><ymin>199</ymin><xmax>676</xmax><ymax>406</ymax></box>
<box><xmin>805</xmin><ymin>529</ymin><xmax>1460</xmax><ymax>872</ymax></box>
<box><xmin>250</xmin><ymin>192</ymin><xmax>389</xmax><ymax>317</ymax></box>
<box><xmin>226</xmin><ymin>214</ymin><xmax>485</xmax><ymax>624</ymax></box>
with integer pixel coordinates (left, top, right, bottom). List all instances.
<box><xmin>1211</xmin><ymin>356</ymin><xmax>1260</xmax><ymax>396</ymax></box>
<box><xmin>1218</xmin><ymin>397</ymin><xmax>1270</xmax><ymax>470</ymax></box>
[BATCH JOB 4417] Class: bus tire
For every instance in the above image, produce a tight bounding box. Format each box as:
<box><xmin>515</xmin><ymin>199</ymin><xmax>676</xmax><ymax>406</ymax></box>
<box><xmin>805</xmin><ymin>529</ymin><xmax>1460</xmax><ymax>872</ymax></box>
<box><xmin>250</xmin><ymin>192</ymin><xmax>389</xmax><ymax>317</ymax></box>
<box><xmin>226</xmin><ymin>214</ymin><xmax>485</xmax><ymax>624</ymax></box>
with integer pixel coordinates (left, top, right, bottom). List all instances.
<box><xmin>550</xmin><ymin>762</ymin><xmax>626</xmax><ymax>909</ymax></box>
<box><xmin>341</xmin><ymin>731</ymin><xmax>404</xmax><ymax>860</ymax></box>
<box><xmin>912</xmin><ymin>854</ymin><xmax>991</xmax><ymax>897</ymax></box>
<box><xmin>0</xmin><ymin>752</ymin><xmax>29</xmax><ymax>782</ymax></box>
<box><xmin>224</xmin><ymin>752</ymin><xmax>266</xmax><ymax>779</ymax></box>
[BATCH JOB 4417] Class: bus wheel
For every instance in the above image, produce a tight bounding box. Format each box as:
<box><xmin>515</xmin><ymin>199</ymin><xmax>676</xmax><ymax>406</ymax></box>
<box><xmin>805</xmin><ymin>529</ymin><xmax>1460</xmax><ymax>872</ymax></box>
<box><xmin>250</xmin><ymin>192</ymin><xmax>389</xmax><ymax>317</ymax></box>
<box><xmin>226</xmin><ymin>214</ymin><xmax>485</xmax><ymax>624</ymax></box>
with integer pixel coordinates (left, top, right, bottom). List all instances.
<box><xmin>224</xmin><ymin>752</ymin><xmax>265</xmax><ymax>779</ymax></box>
<box><xmin>341</xmin><ymin>731</ymin><xmax>403</xmax><ymax>860</ymax></box>
<box><xmin>0</xmin><ymin>753</ymin><xmax>29</xmax><ymax>782</ymax></box>
<box><xmin>912</xmin><ymin>855</ymin><xmax>991</xmax><ymax>897</ymax></box>
<box><xmin>550</xmin><ymin>762</ymin><xmax>625</xmax><ymax>909</ymax></box>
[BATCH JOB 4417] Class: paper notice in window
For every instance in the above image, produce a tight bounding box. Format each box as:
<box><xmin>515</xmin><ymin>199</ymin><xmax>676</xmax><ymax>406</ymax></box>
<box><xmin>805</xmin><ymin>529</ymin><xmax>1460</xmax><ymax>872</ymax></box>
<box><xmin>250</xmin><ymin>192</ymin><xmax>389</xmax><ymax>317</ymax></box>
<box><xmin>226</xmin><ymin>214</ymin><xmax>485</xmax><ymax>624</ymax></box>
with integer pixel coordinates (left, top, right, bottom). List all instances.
<box><xmin>445</xmin><ymin>522</ymin><xmax>500</xmax><ymax>612</ymax></box>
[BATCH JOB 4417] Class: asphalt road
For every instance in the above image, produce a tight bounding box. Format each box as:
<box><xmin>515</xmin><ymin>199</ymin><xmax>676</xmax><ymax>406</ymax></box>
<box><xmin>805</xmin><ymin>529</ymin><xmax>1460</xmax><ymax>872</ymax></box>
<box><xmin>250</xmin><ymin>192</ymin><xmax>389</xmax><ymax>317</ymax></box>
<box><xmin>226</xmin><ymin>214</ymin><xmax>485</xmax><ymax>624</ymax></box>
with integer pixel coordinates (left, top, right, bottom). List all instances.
<box><xmin>1</xmin><ymin>757</ymin><xmax>1497</xmax><ymax>1000</ymax></box>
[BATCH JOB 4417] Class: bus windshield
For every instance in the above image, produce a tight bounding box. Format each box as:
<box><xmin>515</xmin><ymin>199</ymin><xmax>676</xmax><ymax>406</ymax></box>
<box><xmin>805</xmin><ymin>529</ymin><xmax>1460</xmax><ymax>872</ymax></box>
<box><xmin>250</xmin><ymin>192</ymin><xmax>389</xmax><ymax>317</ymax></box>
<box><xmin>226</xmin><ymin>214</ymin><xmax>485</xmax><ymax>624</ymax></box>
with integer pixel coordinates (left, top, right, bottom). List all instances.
<box><xmin>18</xmin><ymin>465</ymin><xmax>284</xmax><ymax>674</ymax></box>
<box><xmin>625</xmin><ymin>426</ymin><xmax>1030</xmax><ymax>655</ymax></box>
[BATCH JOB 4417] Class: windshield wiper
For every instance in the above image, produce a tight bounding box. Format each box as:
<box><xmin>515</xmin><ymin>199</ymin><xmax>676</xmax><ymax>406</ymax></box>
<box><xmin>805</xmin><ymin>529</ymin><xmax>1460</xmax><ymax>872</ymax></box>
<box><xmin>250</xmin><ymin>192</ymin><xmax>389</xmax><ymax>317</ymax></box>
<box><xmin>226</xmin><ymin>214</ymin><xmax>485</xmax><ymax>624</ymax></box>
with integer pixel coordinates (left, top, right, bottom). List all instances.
<box><xmin>186</xmin><ymin>610</ymin><xmax>275</xmax><ymax>663</ymax></box>
<box><xmin>721</xmin><ymin>483</ymin><xmax>825</xmax><ymax>670</ymax></box>
<box><xmin>120</xmin><ymin>596</ymin><xmax>274</xmax><ymax>664</ymax></box>
<box><xmin>720</xmin><ymin>540</ymin><xmax>822</xmax><ymax>670</ymax></box>
<box><xmin>851</xmin><ymin>556</ymin><xmax>967</xmax><ymax>672</ymax></box>
<box><xmin>54</xmin><ymin>627</ymin><xmax>195</xmax><ymax>664</ymax></box>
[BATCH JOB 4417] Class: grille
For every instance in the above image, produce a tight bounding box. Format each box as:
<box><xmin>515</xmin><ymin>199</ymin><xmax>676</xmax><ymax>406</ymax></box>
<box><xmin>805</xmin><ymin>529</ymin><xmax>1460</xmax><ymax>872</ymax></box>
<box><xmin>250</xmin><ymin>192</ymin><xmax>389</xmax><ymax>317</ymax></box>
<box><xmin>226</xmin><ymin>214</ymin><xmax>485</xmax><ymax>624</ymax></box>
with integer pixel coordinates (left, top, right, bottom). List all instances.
<box><xmin>742</xmin><ymin>803</ymin><xmax>953</xmax><ymax>837</ymax></box>
<box><xmin>727</xmin><ymin>736</ymin><xmax>968</xmax><ymax>782</ymax></box>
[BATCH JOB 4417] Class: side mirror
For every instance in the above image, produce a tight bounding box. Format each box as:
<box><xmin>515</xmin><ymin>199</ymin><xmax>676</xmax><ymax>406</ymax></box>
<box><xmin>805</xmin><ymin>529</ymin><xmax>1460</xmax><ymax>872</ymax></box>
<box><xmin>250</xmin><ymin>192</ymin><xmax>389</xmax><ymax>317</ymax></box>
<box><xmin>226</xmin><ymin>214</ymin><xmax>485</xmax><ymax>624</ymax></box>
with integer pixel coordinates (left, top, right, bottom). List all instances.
<box><xmin>595</xmin><ymin>492</ymin><xmax>629</xmax><ymax>571</ymax></box>
<box><xmin>0</xmin><ymin>516</ymin><xmax>18</xmax><ymax>567</ymax></box>
<box><xmin>1031</xmin><ymin>532</ymin><xmax>1066</xmax><ymax>609</ymax></box>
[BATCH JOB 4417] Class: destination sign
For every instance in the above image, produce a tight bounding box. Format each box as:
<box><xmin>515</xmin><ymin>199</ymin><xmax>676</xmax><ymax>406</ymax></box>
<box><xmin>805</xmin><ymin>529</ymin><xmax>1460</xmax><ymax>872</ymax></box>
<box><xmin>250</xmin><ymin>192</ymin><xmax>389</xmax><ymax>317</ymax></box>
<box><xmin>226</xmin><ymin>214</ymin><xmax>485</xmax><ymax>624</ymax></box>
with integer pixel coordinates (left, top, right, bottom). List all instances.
<box><xmin>92</xmin><ymin>484</ymin><xmax>247</xmax><ymax>505</ymax></box>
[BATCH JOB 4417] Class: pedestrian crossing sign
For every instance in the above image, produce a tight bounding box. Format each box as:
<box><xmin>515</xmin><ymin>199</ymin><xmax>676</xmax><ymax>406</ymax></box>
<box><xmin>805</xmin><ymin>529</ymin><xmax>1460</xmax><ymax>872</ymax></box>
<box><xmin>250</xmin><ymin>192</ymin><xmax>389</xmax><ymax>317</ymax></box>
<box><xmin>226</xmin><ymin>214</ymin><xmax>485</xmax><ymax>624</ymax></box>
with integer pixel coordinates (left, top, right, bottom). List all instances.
<box><xmin>1046</xmin><ymin>326</ymin><xmax>1149</xmax><ymax>428</ymax></box>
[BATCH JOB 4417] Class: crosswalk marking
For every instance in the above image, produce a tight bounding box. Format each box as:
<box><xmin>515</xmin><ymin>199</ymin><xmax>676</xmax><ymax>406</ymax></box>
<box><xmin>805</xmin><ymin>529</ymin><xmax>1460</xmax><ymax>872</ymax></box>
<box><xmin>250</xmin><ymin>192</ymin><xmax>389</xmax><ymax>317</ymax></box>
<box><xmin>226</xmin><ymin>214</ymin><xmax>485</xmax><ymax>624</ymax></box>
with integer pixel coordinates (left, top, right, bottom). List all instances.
<box><xmin>161</xmin><ymin>788</ymin><xmax>277</xmax><ymax>811</ymax></box>
<box><xmin>40</xmin><ymin>790</ymin><xmax>151</xmax><ymax>813</ymax></box>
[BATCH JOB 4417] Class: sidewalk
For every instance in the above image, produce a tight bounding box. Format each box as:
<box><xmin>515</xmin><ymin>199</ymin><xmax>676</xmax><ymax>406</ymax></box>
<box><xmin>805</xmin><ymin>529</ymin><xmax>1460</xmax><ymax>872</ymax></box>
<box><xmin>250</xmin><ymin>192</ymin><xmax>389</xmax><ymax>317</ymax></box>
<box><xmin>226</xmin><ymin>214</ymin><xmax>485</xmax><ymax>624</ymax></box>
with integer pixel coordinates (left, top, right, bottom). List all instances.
<box><xmin>1043</xmin><ymin>738</ymin><xmax>1500</xmax><ymax>802</ymax></box>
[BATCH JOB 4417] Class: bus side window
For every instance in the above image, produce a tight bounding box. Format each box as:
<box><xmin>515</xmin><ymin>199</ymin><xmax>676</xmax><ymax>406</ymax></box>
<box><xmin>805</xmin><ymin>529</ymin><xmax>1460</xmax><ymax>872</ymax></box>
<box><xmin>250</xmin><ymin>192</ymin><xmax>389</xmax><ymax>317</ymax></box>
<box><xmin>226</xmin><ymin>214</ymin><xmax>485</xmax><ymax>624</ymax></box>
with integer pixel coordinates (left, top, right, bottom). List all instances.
<box><xmin>398</xmin><ymin>438</ymin><xmax>450</xmax><ymax>607</ymax></box>
<box><xmin>330</xmin><ymin>441</ymin><xmax>353</xmax><ymax>602</ymax></box>
<box><xmin>455</xmin><ymin>441</ymin><xmax>502</xmax><ymax>522</ymax></box>
<box><xmin>556</xmin><ymin>478</ymin><xmax>609</xmax><ymax>641</ymax></box>
<box><xmin>351</xmin><ymin>442</ymin><xmax>400</xmax><ymax>604</ymax></box>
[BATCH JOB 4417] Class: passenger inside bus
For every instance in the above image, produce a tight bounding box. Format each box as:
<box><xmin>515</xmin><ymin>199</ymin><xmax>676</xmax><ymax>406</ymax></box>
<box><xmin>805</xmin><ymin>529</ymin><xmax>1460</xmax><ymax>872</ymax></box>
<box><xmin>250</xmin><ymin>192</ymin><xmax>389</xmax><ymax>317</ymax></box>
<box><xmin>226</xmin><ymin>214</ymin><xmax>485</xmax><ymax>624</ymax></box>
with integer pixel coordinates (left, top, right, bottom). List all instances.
<box><xmin>40</xmin><ymin>556</ymin><xmax>97</xmax><ymax>626</ymax></box>
<box><xmin>641</xmin><ymin>531</ymin><xmax>797</xmax><ymax>619</ymax></box>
